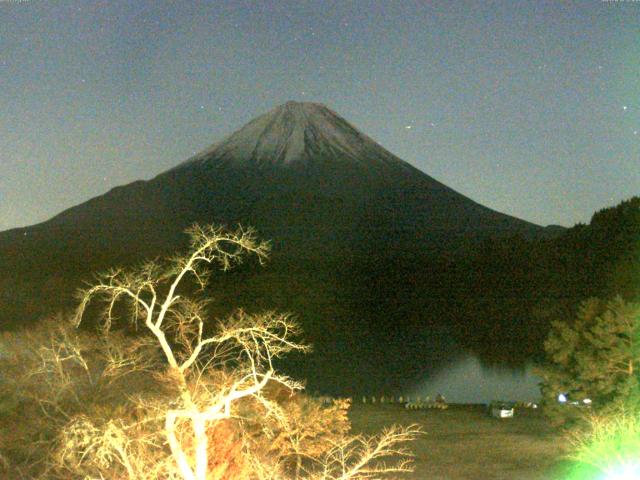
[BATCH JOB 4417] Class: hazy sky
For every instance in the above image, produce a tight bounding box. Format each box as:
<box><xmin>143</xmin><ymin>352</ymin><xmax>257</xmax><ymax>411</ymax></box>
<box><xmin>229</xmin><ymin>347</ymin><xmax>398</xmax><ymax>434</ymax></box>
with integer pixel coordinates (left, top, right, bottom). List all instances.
<box><xmin>1</xmin><ymin>0</ymin><xmax>638</xmax><ymax>231</ymax></box>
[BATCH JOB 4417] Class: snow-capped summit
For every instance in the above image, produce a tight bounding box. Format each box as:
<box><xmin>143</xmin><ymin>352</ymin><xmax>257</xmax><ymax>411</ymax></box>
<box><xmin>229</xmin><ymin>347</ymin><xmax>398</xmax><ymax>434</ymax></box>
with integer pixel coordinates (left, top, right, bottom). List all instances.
<box><xmin>185</xmin><ymin>101</ymin><xmax>410</xmax><ymax>171</ymax></box>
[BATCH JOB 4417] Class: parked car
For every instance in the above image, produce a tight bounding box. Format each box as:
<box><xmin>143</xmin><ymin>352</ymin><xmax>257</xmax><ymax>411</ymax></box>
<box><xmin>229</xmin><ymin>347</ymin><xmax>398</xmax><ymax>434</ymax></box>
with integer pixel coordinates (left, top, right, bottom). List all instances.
<box><xmin>489</xmin><ymin>401</ymin><xmax>514</xmax><ymax>418</ymax></box>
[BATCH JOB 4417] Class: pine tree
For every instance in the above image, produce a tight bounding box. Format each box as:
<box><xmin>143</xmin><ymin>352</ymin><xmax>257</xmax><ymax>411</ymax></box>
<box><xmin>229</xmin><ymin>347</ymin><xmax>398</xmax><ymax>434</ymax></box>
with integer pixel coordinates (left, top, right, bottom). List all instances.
<box><xmin>536</xmin><ymin>296</ymin><xmax>640</xmax><ymax>425</ymax></box>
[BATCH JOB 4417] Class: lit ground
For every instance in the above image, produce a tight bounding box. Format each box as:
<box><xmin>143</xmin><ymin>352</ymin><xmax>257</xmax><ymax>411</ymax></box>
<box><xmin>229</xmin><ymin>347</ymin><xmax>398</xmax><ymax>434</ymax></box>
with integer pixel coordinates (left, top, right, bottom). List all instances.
<box><xmin>348</xmin><ymin>402</ymin><xmax>572</xmax><ymax>480</ymax></box>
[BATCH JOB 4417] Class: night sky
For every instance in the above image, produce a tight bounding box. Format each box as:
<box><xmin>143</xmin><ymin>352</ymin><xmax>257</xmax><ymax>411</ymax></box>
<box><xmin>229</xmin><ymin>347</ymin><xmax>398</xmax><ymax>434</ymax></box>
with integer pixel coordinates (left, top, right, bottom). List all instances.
<box><xmin>1</xmin><ymin>0</ymin><xmax>638</xmax><ymax>232</ymax></box>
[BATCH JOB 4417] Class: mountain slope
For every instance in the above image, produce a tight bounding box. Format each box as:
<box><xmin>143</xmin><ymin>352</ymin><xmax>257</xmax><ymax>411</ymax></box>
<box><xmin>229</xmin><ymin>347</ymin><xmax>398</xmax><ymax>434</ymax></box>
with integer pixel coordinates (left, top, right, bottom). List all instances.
<box><xmin>0</xmin><ymin>101</ymin><xmax>562</xmax><ymax>391</ymax></box>
<box><xmin>7</xmin><ymin>102</ymin><xmax>543</xmax><ymax>260</ymax></box>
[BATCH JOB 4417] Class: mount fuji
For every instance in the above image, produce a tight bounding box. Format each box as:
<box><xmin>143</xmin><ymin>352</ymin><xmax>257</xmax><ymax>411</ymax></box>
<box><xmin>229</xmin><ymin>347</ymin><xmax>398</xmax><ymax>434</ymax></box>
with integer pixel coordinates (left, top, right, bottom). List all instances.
<box><xmin>1</xmin><ymin>101</ymin><xmax>547</xmax><ymax>272</ymax></box>
<box><xmin>0</xmin><ymin>101</ymin><xmax>559</xmax><ymax>390</ymax></box>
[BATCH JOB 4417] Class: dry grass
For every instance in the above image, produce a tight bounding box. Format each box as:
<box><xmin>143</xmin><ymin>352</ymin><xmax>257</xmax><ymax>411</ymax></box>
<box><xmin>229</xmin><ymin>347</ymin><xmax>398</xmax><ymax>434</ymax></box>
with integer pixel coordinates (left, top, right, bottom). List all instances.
<box><xmin>347</xmin><ymin>403</ymin><xmax>571</xmax><ymax>480</ymax></box>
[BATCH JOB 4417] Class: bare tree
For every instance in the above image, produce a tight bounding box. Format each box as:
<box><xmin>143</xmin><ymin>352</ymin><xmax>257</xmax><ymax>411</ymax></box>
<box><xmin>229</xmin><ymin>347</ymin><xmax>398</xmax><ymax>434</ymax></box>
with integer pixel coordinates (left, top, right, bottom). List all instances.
<box><xmin>308</xmin><ymin>424</ymin><xmax>422</xmax><ymax>480</ymax></box>
<box><xmin>57</xmin><ymin>223</ymin><xmax>422</xmax><ymax>480</ymax></box>
<box><xmin>75</xmin><ymin>225</ymin><xmax>306</xmax><ymax>480</ymax></box>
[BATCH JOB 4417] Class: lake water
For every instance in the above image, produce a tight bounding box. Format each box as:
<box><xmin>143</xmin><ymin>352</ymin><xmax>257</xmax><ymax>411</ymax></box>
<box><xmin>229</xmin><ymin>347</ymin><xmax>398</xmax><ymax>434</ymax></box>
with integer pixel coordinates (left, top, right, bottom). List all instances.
<box><xmin>406</xmin><ymin>354</ymin><xmax>541</xmax><ymax>404</ymax></box>
<box><xmin>298</xmin><ymin>323</ymin><xmax>541</xmax><ymax>404</ymax></box>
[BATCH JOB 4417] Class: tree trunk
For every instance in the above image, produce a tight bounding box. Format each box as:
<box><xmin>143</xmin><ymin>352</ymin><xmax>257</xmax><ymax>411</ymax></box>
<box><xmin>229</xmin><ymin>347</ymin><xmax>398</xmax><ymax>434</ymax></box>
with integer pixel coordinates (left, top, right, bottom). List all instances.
<box><xmin>193</xmin><ymin>416</ymin><xmax>208</xmax><ymax>480</ymax></box>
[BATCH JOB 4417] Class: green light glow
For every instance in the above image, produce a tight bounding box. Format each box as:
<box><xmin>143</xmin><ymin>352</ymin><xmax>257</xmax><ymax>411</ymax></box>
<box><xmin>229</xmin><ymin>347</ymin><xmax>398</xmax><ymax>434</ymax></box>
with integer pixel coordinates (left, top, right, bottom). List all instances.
<box><xmin>601</xmin><ymin>461</ymin><xmax>640</xmax><ymax>480</ymax></box>
<box><xmin>564</xmin><ymin>412</ymin><xmax>640</xmax><ymax>480</ymax></box>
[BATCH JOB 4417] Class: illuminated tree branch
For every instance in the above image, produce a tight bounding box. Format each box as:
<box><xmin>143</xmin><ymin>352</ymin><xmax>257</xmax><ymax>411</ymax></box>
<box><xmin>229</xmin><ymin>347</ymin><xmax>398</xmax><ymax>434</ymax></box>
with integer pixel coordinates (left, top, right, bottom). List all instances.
<box><xmin>74</xmin><ymin>224</ymin><xmax>313</xmax><ymax>480</ymax></box>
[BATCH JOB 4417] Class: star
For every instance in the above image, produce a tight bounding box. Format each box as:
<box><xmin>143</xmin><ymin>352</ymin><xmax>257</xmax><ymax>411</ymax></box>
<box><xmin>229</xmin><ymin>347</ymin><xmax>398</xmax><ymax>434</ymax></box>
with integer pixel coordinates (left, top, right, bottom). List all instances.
<box><xmin>199</xmin><ymin>105</ymin><xmax>205</xmax><ymax>110</ymax></box>
<box><xmin>623</xmin><ymin>105</ymin><xmax>628</xmax><ymax>111</ymax></box>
